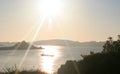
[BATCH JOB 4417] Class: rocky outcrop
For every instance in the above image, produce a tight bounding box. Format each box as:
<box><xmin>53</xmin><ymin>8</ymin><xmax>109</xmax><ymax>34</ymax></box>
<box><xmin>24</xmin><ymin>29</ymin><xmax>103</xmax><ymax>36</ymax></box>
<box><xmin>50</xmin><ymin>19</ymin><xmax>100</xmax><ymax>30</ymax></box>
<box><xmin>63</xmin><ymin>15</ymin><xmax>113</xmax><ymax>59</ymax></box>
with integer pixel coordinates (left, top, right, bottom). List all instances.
<box><xmin>0</xmin><ymin>41</ymin><xmax>42</xmax><ymax>50</ymax></box>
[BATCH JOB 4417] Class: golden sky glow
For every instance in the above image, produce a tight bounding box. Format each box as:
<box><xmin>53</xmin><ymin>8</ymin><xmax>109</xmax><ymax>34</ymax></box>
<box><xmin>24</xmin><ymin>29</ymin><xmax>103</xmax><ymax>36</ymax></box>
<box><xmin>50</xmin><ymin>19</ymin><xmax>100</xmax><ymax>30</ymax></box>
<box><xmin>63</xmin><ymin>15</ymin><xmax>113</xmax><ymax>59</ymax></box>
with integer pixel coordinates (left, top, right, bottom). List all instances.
<box><xmin>0</xmin><ymin>0</ymin><xmax>120</xmax><ymax>42</ymax></box>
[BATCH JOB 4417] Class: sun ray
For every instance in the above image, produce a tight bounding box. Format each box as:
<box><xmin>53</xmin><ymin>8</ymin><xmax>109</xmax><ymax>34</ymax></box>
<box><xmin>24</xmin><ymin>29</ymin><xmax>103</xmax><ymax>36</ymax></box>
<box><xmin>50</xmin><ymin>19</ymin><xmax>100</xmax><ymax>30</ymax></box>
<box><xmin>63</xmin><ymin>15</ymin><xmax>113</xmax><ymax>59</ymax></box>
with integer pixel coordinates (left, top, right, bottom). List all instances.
<box><xmin>4</xmin><ymin>24</ymin><xmax>39</xmax><ymax>65</ymax></box>
<box><xmin>18</xmin><ymin>16</ymin><xmax>46</xmax><ymax>69</ymax></box>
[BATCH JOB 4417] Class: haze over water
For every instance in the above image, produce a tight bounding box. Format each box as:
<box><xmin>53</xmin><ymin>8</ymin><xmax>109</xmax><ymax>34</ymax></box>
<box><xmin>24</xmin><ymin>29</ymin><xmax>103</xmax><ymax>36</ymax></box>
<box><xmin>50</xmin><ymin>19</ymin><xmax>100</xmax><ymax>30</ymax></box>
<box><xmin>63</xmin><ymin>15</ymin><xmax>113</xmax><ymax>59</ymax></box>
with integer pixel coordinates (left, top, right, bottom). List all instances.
<box><xmin>0</xmin><ymin>46</ymin><xmax>102</xmax><ymax>73</ymax></box>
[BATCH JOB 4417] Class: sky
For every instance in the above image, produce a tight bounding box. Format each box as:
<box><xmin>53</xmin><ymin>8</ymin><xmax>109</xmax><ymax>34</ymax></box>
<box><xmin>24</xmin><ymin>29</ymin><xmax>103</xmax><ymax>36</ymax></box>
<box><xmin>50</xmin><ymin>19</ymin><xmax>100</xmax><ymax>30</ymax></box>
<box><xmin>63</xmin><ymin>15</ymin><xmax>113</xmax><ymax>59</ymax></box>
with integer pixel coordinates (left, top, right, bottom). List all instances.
<box><xmin>0</xmin><ymin>0</ymin><xmax>120</xmax><ymax>42</ymax></box>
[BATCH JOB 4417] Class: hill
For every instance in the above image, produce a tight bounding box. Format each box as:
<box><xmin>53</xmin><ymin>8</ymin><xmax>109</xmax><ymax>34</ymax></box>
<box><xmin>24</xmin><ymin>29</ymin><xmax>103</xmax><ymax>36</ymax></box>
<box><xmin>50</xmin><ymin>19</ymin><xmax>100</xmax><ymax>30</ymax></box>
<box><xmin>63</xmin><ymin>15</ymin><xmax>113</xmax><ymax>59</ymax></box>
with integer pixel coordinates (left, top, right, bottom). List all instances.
<box><xmin>34</xmin><ymin>39</ymin><xmax>104</xmax><ymax>47</ymax></box>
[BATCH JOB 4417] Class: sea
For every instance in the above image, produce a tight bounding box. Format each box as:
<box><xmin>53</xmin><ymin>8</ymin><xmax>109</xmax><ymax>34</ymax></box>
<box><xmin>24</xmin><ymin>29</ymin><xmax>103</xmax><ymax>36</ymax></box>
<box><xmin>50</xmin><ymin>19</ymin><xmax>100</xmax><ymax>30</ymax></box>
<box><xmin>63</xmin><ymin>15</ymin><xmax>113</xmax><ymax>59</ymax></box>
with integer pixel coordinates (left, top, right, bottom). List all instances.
<box><xmin>0</xmin><ymin>46</ymin><xmax>102</xmax><ymax>73</ymax></box>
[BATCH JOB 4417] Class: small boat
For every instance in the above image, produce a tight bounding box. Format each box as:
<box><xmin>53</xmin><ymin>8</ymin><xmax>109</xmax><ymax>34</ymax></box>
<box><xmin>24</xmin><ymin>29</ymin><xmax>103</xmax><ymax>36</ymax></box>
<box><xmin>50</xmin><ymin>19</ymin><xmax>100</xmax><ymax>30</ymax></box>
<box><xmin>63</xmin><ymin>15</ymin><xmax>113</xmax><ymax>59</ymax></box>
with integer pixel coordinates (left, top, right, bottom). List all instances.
<box><xmin>41</xmin><ymin>53</ymin><xmax>54</xmax><ymax>57</ymax></box>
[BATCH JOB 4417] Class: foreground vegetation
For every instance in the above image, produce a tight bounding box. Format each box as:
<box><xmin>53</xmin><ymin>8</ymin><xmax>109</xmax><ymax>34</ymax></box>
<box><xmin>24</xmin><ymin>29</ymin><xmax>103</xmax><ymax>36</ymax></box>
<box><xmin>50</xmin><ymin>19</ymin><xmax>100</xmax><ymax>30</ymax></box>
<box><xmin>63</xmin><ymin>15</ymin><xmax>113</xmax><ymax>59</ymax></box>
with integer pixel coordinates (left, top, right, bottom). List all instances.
<box><xmin>0</xmin><ymin>69</ymin><xmax>48</xmax><ymax>74</ymax></box>
<box><xmin>57</xmin><ymin>52</ymin><xmax>120</xmax><ymax>74</ymax></box>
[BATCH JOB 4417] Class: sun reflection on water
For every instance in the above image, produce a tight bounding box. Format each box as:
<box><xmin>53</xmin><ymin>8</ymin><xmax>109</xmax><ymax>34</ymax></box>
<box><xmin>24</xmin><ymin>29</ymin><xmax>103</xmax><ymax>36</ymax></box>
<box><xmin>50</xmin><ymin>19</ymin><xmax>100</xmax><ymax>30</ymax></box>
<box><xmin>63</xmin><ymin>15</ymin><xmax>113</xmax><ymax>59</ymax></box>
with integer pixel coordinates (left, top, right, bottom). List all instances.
<box><xmin>40</xmin><ymin>46</ymin><xmax>60</xmax><ymax>74</ymax></box>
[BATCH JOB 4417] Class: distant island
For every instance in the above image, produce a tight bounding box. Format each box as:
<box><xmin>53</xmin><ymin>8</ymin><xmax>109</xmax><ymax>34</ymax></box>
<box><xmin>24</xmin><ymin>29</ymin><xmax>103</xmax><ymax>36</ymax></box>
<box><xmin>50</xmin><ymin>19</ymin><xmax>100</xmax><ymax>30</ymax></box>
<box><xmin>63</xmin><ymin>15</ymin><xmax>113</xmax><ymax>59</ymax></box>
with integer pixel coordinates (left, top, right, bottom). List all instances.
<box><xmin>0</xmin><ymin>39</ymin><xmax>105</xmax><ymax>48</ymax></box>
<box><xmin>0</xmin><ymin>41</ymin><xmax>42</xmax><ymax>50</ymax></box>
<box><xmin>34</xmin><ymin>39</ymin><xmax>104</xmax><ymax>47</ymax></box>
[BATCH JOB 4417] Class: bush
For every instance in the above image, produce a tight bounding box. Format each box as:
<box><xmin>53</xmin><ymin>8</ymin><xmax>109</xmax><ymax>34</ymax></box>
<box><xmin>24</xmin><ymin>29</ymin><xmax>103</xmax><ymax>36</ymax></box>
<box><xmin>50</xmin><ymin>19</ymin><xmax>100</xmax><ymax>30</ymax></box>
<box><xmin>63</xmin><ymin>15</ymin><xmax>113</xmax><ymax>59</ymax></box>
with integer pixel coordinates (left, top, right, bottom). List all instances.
<box><xmin>58</xmin><ymin>52</ymin><xmax>120</xmax><ymax>74</ymax></box>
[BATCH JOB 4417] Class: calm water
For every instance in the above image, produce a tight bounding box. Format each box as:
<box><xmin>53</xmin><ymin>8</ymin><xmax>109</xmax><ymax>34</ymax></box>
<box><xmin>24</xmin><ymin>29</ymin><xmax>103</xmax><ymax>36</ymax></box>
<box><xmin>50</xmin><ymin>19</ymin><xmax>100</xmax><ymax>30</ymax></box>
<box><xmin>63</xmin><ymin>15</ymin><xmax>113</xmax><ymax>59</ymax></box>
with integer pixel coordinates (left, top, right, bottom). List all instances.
<box><xmin>0</xmin><ymin>46</ymin><xmax>102</xmax><ymax>73</ymax></box>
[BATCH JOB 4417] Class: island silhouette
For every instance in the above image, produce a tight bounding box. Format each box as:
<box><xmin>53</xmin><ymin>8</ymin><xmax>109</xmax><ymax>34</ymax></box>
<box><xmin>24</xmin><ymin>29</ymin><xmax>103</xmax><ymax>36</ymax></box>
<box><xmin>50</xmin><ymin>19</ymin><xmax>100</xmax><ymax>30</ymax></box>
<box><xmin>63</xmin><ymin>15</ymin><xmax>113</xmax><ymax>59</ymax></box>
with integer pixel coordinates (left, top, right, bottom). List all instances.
<box><xmin>0</xmin><ymin>41</ymin><xmax>42</xmax><ymax>50</ymax></box>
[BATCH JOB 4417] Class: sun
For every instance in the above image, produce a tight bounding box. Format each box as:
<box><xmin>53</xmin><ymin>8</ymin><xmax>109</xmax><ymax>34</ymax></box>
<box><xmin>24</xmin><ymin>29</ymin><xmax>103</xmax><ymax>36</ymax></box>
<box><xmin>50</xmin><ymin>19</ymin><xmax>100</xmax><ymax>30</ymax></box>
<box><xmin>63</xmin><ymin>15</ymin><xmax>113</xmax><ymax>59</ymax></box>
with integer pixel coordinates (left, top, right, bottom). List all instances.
<box><xmin>37</xmin><ymin>0</ymin><xmax>63</xmax><ymax>17</ymax></box>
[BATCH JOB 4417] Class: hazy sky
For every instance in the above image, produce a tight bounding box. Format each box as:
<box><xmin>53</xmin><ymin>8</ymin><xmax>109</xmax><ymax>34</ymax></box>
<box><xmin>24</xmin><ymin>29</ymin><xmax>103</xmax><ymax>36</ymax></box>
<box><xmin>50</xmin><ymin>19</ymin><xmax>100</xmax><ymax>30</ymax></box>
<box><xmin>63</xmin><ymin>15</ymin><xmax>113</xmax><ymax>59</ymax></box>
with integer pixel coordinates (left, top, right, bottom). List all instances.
<box><xmin>0</xmin><ymin>0</ymin><xmax>120</xmax><ymax>42</ymax></box>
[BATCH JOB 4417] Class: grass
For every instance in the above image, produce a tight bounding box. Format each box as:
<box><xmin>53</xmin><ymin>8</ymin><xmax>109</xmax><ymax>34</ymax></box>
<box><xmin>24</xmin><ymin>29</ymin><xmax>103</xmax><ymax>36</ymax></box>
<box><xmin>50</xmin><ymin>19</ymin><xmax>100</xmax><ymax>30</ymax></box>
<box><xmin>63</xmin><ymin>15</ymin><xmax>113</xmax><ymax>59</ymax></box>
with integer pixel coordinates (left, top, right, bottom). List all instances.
<box><xmin>2</xmin><ymin>70</ymin><xmax>47</xmax><ymax>74</ymax></box>
<box><xmin>0</xmin><ymin>66</ymin><xmax>49</xmax><ymax>74</ymax></box>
